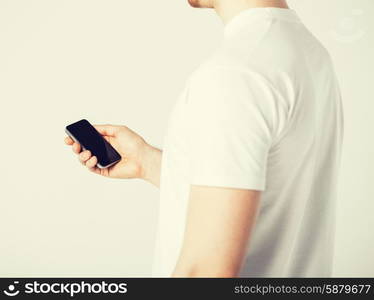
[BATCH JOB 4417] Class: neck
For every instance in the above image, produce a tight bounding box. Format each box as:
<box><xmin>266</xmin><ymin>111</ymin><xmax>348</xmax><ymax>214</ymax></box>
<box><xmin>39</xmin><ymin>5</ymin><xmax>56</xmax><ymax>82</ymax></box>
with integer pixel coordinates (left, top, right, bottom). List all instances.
<box><xmin>215</xmin><ymin>0</ymin><xmax>289</xmax><ymax>24</ymax></box>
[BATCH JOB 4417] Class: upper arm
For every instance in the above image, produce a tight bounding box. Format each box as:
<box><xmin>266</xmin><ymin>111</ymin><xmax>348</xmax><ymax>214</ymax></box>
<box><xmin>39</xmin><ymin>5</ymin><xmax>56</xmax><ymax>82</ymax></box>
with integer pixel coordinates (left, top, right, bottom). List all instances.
<box><xmin>173</xmin><ymin>67</ymin><xmax>286</xmax><ymax>277</ymax></box>
<box><xmin>173</xmin><ymin>185</ymin><xmax>260</xmax><ymax>277</ymax></box>
<box><xmin>186</xmin><ymin>67</ymin><xmax>287</xmax><ymax>191</ymax></box>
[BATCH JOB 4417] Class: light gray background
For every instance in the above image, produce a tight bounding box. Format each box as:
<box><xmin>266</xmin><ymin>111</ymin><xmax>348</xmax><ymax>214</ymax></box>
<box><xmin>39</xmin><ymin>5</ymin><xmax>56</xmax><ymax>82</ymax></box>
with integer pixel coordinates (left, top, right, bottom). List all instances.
<box><xmin>0</xmin><ymin>0</ymin><xmax>372</xmax><ymax>276</ymax></box>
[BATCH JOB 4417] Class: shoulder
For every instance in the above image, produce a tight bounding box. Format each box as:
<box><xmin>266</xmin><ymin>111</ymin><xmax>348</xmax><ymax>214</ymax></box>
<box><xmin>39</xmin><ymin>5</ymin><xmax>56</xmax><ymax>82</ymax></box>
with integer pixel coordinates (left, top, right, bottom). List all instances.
<box><xmin>187</xmin><ymin>63</ymin><xmax>279</xmax><ymax>106</ymax></box>
<box><xmin>186</xmin><ymin>65</ymin><xmax>252</xmax><ymax>107</ymax></box>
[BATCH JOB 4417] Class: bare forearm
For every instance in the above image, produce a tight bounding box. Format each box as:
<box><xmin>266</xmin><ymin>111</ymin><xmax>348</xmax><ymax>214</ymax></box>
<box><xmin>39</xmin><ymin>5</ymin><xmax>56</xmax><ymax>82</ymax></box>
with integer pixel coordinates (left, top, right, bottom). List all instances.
<box><xmin>140</xmin><ymin>144</ymin><xmax>162</xmax><ymax>187</ymax></box>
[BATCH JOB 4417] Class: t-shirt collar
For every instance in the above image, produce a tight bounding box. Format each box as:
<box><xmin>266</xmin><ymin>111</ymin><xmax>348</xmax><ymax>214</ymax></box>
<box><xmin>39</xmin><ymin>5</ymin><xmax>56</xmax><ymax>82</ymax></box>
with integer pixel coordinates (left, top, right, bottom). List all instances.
<box><xmin>224</xmin><ymin>7</ymin><xmax>301</xmax><ymax>38</ymax></box>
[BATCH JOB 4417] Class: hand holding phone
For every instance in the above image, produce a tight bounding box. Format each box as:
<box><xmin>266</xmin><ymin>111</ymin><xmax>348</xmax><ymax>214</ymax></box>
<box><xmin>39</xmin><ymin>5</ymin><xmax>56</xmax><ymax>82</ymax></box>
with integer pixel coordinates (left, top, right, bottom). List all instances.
<box><xmin>66</xmin><ymin>119</ymin><xmax>121</xmax><ymax>169</ymax></box>
<box><xmin>64</xmin><ymin>120</ymin><xmax>154</xmax><ymax>180</ymax></box>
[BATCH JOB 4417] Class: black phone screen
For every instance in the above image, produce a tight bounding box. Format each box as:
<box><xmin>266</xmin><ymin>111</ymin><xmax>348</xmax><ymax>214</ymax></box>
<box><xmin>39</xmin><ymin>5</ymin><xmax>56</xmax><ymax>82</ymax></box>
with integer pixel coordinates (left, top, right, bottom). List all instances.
<box><xmin>66</xmin><ymin>119</ymin><xmax>121</xmax><ymax>168</ymax></box>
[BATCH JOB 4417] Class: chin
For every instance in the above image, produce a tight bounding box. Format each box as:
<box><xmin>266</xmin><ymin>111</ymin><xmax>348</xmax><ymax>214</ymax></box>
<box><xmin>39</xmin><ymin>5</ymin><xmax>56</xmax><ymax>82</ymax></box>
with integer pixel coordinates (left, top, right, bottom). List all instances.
<box><xmin>188</xmin><ymin>0</ymin><xmax>213</xmax><ymax>8</ymax></box>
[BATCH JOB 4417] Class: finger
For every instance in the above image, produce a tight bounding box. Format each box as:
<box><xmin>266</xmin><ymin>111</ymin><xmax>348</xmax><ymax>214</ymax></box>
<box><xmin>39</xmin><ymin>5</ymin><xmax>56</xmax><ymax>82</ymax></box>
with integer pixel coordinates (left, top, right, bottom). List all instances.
<box><xmin>89</xmin><ymin>167</ymin><xmax>101</xmax><ymax>175</ymax></box>
<box><xmin>79</xmin><ymin>150</ymin><xmax>92</xmax><ymax>164</ymax></box>
<box><xmin>85</xmin><ymin>156</ymin><xmax>98</xmax><ymax>169</ymax></box>
<box><xmin>65</xmin><ymin>136</ymin><xmax>74</xmax><ymax>145</ymax></box>
<box><xmin>94</xmin><ymin>124</ymin><xmax>119</xmax><ymax>137</ymax></box>
<box><xmin>72</xmin><ymin>142</ymin><xmax>82</xmax><ymax>154</ymax></box>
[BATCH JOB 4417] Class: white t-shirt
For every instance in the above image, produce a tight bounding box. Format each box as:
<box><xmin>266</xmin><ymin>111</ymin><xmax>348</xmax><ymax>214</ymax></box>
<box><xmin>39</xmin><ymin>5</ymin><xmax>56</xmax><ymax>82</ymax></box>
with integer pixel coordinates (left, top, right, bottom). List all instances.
<box><xmin>152</xmin><ymin>8</ymin><xmax>344</xmax><ymax>277</ymax></box>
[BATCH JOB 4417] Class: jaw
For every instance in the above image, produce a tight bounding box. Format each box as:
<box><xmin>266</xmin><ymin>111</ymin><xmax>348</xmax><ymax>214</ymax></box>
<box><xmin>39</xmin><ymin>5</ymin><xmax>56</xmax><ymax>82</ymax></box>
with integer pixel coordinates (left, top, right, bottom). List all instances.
<box><xmin>188</xmin><ymin>0</ymin><xmax>215</xmax><ymax>8</ymax></box>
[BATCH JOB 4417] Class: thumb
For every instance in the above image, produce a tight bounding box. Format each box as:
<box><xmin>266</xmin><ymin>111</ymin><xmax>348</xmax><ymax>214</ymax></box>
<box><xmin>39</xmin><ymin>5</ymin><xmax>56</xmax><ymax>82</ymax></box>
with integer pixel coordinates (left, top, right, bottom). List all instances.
<box><xmin>94</xmin><ymin>124</ymin><xmax>119</xmax><ymax>136</ymax></box>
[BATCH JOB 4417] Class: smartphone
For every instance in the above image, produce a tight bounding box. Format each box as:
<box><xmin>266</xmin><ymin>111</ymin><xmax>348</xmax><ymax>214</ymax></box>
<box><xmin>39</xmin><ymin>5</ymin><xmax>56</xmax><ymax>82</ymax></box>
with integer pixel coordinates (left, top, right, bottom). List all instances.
<box><xmin>65</xmin><ymin>119</ymin><xmax>121</xmax><ymax>169</ymax></box>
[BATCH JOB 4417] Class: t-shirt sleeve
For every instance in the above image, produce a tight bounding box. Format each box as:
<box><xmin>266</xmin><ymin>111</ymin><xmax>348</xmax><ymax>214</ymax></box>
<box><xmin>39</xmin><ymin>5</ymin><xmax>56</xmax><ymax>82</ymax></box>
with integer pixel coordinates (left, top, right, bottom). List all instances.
<box><xmin>185</xmin><ymin>67</ymin><xmax>288</xmax><ymax>191</ymax></box>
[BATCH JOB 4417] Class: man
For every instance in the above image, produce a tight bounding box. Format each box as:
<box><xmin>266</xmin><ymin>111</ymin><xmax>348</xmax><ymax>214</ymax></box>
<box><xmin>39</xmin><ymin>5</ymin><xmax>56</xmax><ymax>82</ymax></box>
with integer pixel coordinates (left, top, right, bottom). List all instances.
<box><xmin>65</xmin><ymin>0</ymin><xmax>344</xmax><ymax>277</ymax></box>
